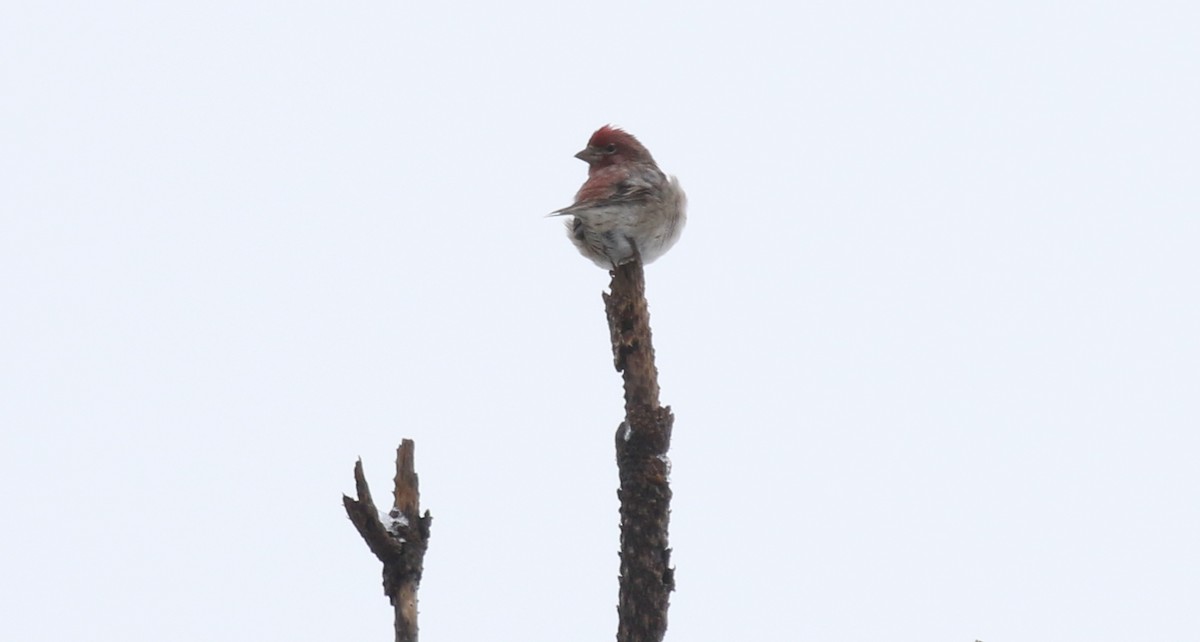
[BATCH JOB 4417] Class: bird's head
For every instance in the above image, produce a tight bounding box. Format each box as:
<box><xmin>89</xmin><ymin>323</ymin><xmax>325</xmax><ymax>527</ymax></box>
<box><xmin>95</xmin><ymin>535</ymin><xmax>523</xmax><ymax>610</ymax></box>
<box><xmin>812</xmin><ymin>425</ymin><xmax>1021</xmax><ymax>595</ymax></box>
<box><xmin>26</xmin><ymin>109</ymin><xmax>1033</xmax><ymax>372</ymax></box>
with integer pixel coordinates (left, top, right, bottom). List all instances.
<box><xmin>574</xmin><ymin>125</ymin><xmax>654</xmax><ymax>169</ymax></box>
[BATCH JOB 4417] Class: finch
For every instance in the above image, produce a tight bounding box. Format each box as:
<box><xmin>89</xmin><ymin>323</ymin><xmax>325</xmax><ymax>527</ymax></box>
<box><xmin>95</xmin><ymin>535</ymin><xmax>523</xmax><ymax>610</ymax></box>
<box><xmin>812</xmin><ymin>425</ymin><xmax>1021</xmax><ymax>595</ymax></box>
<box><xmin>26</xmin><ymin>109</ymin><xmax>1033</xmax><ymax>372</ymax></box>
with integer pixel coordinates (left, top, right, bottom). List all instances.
<box><xmin>551</xmin><ymin>126</ymin><xmax>686</xmax><ymax>269</ymax></box>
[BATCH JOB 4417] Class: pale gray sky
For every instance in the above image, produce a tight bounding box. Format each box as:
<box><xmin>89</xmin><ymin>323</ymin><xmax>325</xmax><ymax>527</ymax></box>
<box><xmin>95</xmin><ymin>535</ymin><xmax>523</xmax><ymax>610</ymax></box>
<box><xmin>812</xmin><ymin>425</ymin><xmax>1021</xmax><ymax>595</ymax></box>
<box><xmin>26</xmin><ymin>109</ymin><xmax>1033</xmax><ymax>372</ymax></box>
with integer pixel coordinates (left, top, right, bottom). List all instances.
<box><xmin>2</xmin><ymin>2</ymin><xmax>1197</xmax><ymax>641</ymax></box>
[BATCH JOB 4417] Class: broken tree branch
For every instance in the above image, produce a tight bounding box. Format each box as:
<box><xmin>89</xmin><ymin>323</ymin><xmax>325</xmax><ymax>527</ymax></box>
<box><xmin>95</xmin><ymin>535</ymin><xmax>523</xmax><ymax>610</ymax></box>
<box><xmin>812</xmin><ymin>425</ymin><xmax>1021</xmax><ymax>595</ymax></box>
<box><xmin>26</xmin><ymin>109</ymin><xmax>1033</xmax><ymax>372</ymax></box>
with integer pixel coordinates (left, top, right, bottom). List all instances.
<box><xmin>604</xmin><ymin>258</ymin><xmax>675</xmax><ymax>642</ymax></box>
<box><xmin>343</xmin><ymin>439</ymin><xmax>432</xmax><ymax>642</ymax></box>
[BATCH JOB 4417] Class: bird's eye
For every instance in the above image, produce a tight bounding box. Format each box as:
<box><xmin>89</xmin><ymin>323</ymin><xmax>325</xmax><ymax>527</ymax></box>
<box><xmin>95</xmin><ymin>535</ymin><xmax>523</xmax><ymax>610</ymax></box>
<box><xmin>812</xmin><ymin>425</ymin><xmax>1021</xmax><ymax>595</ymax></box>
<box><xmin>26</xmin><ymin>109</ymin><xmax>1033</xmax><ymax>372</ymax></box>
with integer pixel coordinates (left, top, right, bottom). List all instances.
<box><xmin>604</xmin><ymin>144</ymin><xmax>617</xmax><ymax>153</ymax></box>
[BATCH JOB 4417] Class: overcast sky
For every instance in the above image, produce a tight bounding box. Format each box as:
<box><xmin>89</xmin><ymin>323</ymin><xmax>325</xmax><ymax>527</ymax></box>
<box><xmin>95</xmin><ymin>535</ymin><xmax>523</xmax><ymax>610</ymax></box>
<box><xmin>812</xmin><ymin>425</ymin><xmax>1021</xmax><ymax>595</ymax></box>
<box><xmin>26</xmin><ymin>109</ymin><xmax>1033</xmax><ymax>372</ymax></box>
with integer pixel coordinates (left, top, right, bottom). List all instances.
<box><xmin>2</xmin><ymin>2</ymin><xmax>1197</xmax><ymax>641</ymax></box>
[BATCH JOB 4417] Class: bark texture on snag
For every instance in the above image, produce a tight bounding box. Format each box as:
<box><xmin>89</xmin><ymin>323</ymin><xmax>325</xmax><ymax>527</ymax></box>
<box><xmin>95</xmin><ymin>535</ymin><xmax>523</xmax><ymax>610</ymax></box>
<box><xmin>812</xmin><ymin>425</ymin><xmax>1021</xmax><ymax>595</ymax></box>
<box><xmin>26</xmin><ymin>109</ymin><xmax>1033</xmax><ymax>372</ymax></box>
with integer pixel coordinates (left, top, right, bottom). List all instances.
<box><xmin>604</xmin><ymin>258</ymin><xmax>675</xmax><ymax>642</ymax></box>
<box><xmin>343</xmin><ymin>439</ymin><xmax>432</xmax><ymax>642</ymax></box>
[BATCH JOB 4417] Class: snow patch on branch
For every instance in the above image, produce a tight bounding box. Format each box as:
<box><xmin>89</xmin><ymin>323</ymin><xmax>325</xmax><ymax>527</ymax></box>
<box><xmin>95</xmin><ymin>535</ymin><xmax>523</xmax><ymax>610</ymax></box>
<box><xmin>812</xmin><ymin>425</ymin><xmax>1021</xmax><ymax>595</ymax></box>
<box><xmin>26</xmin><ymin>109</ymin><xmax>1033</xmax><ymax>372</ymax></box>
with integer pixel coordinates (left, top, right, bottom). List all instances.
<box><xmin>380</xmin><ymin>510</ymin><xmax>409</xmax><ymax>541</ymax></box>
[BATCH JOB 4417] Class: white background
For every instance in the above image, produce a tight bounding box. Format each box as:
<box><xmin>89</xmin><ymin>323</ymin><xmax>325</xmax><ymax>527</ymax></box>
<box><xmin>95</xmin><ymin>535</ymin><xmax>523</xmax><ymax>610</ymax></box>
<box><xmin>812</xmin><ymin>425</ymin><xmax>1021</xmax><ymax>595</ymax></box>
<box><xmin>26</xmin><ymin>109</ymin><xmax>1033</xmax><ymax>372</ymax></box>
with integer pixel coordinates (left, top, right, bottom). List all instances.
<box><xmin>3</xmin><ymin>2</ymin><xmax>1197</xmax><ymax>640</ymax></box>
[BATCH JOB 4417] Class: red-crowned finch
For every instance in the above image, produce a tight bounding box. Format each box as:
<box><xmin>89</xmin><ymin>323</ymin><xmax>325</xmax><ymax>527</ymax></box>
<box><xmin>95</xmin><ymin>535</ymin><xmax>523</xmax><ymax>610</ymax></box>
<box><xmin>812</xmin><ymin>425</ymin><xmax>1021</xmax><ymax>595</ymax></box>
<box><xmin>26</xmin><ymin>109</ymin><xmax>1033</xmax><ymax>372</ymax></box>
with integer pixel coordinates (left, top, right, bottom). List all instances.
<box><xmin>551</xmin><ymin>126</ymin><xmax>686</xmax><ymax>269</ymax></box>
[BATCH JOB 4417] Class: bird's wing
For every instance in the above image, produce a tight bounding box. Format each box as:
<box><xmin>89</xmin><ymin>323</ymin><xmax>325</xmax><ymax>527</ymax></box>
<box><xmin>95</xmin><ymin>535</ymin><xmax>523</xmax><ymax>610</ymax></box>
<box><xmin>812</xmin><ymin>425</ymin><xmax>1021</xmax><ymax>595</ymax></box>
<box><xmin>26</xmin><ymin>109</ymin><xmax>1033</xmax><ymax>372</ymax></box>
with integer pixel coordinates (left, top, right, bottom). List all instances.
<box><xmin>549</xmin><ymin>175</ymin><xmax>657</xmax><ymax>216</ymax></box>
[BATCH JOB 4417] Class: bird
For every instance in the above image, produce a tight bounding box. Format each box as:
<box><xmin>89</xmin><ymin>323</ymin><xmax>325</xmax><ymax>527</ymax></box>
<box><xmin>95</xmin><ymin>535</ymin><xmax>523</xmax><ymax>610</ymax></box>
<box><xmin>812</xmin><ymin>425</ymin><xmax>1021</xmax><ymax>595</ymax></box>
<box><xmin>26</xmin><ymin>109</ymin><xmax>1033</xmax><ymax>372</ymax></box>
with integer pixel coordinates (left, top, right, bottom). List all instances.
<box><xmin>551</xmin><ymin>126</ymin><xmax>686</xmax><ymax>269</ymax></box>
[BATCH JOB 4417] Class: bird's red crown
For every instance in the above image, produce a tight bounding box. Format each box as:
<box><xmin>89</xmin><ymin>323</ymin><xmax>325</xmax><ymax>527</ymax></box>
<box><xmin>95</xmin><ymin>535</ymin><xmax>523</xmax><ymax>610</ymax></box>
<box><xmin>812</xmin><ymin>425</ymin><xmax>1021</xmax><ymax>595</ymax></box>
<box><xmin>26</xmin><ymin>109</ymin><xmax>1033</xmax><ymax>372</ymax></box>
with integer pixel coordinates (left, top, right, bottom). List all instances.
<box><xmin>588</xmin><ymin>125</ymin><xmax>639</xmax><ymax>149</ymax></box>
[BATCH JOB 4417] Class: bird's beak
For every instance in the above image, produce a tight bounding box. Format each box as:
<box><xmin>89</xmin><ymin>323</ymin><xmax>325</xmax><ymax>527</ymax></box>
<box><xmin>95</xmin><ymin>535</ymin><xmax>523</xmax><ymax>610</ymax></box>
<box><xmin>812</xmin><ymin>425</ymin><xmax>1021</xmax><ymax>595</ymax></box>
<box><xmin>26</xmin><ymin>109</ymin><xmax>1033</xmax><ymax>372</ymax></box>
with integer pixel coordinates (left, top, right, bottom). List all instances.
<box><xmin>574</xmin><ymin>147</ymin><xmax>601</xmax><ymax>163</ymax></box>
